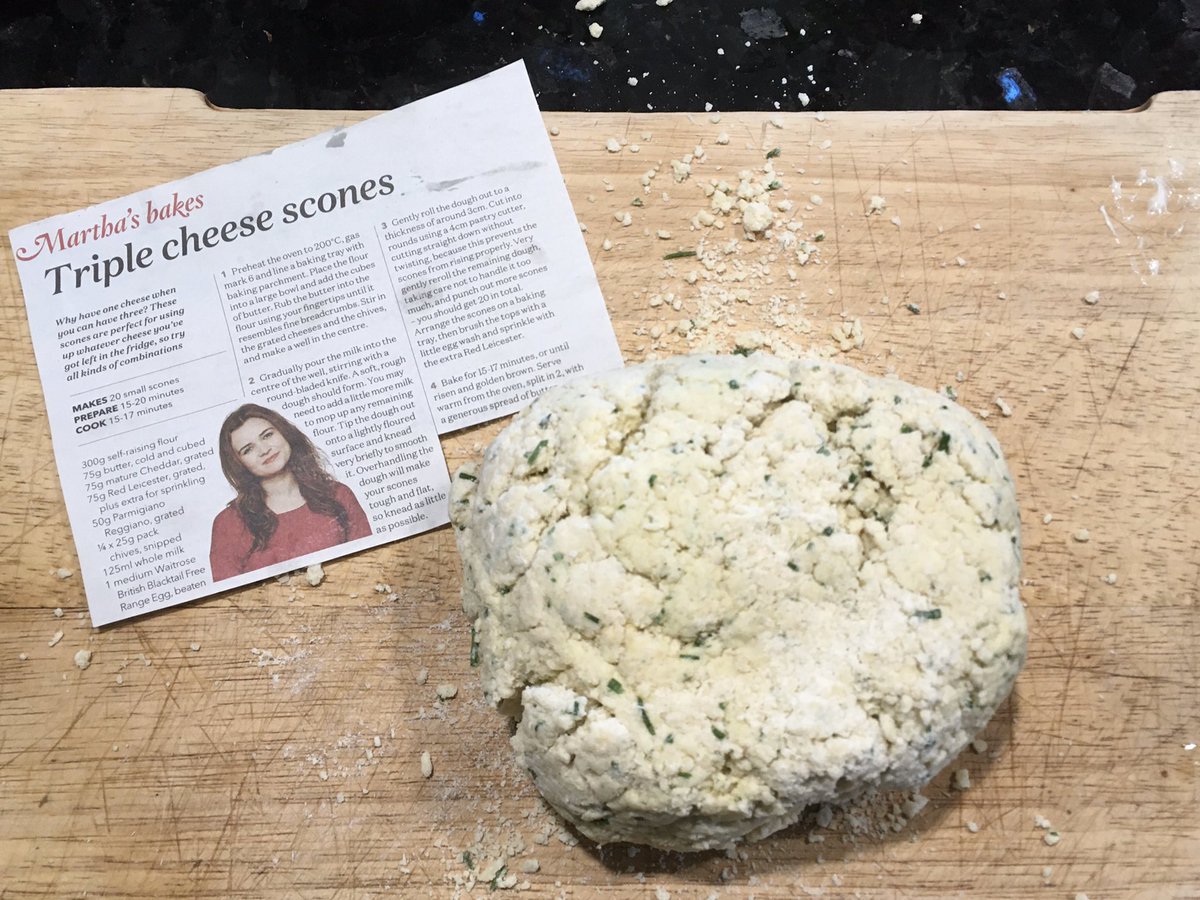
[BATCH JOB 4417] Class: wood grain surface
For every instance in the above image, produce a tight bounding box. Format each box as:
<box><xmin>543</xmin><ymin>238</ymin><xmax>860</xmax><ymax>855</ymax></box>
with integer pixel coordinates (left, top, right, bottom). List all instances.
<box><xmin>1</xmin><ymin>88</ymin><xmax>1198</xmax><ymax>899</ymax></box>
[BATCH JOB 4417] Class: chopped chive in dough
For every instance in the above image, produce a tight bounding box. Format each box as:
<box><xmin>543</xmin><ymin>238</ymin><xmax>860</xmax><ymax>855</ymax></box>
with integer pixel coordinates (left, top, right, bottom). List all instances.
<box><xmin>663</xmin><ymin>249</ymin><xmax>697</xmax><ymax>260</ymax></box>
<box><xmin>637</xmin><ymin>698</ymin><xmax>656</xmax><ymax>735</ymax></box>
<box><xmin>677</xmin><ymin>771</ymin><xmax>692</xmax><ymax>779</ymax></box>
<box><xmin>607</xmin><ymin>678</ymin><xmax>624</xmax><ymax>694</ymax></box>
<box><xmin>733</xmin><ymin>346</ymin><xmax>753</xmax><ymax>356</ymax></box>
<box><xmin>817</xmin><ymin>444</ymin><xmax>831</xmax><ymax>456</ymax></box>
<box><xmin>979</xmin><ymin>572</ymin><xmax>993</xmax><ymax>582</ymax></box>
<box><xmin>766</xmin><ymin>147</ymin><xmax>782</xmax><ymax>159</ymax></box>
<box><xmin>498</xmin><ymin>585</ymin><xmax>511</xmax><ymax>595</ymax></box>
<box><xmin>900</xmin><ymin>424</ymin><xmax>915</xmax><ymax>434</ymax></box>
<box><xmin>469</xmin><ymin>625</ymin><xmax>480</xmax><ymax>667</ymax></box>
<box><xmin>553</xmin><ymin>552</ymin><xmax>564</xmax><ymax>561</ymax></box>
<box><xmin>914</xmin><ymin>608</ymin><xmax>943</xmax><ymax>620</ymax></box>
<box><xmin>631</xmin><ymin>197</ymin><xmax>644</xmax><ymax>207</ymax></box>
<box><xmin>787</xmin><ymin>561</ymin><xmax>800</xmax><ymax>571</ymax></box>
<box><xmin>728</xmin><ymin>379</ymin><xmax>740</xmax><ymax>389</ymax></box>
<box><xmin>488</xmin><ymin>865</ymin><xmax>508</xmax><ymax>890</ymax></box>
<box><xmin>525</xmin><ymin>439</ymin><xmax>549</xmax><ymax>465</ymax></box>
<box><xmin>767</xmin><ymin>180</ymin><xmax>782</xmax><ymax>190</ymax></box>
<box><xmin>712</xmin><ymin>726</ymin><xmax>727</xmax><ymax>740</ymax></box>
<box><xmin>649</xmin><ymin>474</ymin><xmax>658</xmax><ymax>487</ymax></box>
<box><xmin>922</xmin><ymin>454</ymin><xmax>933</xmax><ymax>468</ymax></box>
<box><xmin>894</xmin><ymin>395</ymin><xmax>902</xmax><ymax>404</ymax></box>
<box><xmin>937</xmin><ymin>432</ymin><xmax>951</xmax><ymax>453</ymax></box>
<box><xmin>718</xmin><ymin>701</ymin><xmax>727</xmax><ymax>710</ymax></box>
<box><xmin>572</xmin><ymin>700</ymin><xmax>581</xmax><ymax>716</ymax></box>
<box><xmin>457</xmin><ymin>471</ymin><xmax>477</xmax><ymax>481</ymax></box>
<box><xmin>680</xmin><ymin>653</ymin><xmax>700</xmax><ymax>660</ymax></box>
<box><xmin>848</xmin><ymin>472</ymin><xmax>858</xmax><ymax>483</ymax></box>
<box><xmin>664</xmin><ymin>734</ymin><xmax>674</xmax><ymax>743</ymax></box>
<box><xmin>462</xmin><ymin>851</ymin><xmax>474</xmax><ymax>869</ymax></box>
<box><xmin>822</xmin><ymin>526</ymin><xmax>835</xmax><ymax>536</ymax></box>
<box><xmin>813</xmin><ymin>231</ymin><xmax>826</xmax><ymax>241</ymax></box>
<box><xmin>584</xmin><ymin>612</ymin><xmax>601</xmax><ymax>624</ymax></box>
<box><xmin>906</xmin><ymin>303</ymin><xmax>921</xmax><ymax>314</ymax></box>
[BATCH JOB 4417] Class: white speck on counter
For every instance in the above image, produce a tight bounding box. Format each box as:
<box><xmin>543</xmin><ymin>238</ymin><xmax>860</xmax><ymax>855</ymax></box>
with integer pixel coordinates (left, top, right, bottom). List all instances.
<box><xmin>1184</xmin><ymin>742</ymin><xmax>1196</xmax><ymax>751</ymax></box>
<box><xmin>49</xmin><ymin>630</ymin><xmax>64</xmax><ymax>647</ymax></box>
<box><xmin>189</xmin><ymin>643</ymin><xmax>201</xmax><ymax>652</ymax></box>
<box><xmin>966</xmin><ymin>821</ymin><xmax>980</xmax><ymax>833</ymax></box>
<box><xmin>1043</xmin><ymin>513</ymin><xmax>1054</xmax><ymax>524</ymax></box>
<box><xmin>1073</xmin><ymin>528</ymin><xmax>1091</xmax><ymax>543</ymax></box>
<box><xmin>655</xmin><ymin>888</ymin><xmax>671</xmax><ymax>900</ymax></box>
<box><xmin>1043</xmin><ymin>830</ymin><xmax>1062</xmax><ymax>846</ymax></box>
<box><xmin>416</xmin><ymin>667</ymin><xmax>429</xmax><ymax>685</ymax></box>
<box><xmin>602</xmin><ymin>238</ymin><xmax>613</xmax><ymax>251</ymax></box>
<box><xmin>19</xmin><ymin>653</ymin><xmax>28</xmax><ymax>661</ymax></box>
<box><xmin>549</xmin><ymin>126</ymin><xmax>560</xmax><ymax>137</ymax></box>
<box><xmin>911</xmin><ymin>13</ymin><xmax>924</xmax><ymax>24</ymax></box>
<box><xmin>579</xmin><ymin>221</ymin><xmax>588</xmax><ymax>232</ymax></box>
<box><xmin>54</xmin><ymin>567</ymin><xmax>74</xmax><ymax>580</ymax></box>
<box><xmin>1071</xmin><ymin>326</ymin><xmax>1086</xmax><ymax>340</ymax></box>
<box><xmin>994</xmin><ymin>397</ymin><xmax>1013</xmax><ymax>417</ymax></box>
<box><xmin>1034</xmin><ymin>814</ymin><xmax>1052</xmax><ymax>829</ymax></box>
<box><xmin>972</xmin><ymin>738</ymin><xmax>988</xmax><ymax>753</ymax></box>
<box><xmin>605</xmin><ymin>137</ymin><xmax>622</xmax><ymax>153</ymax></box>
<box><xmin>115</xmin><ymin>673</ymin><xmax>124</xmax><ymax>685</ymax></box>
<box><xmin>866</xmin><ymin>194</ymin><xmax>886</xmax><ymax>215</ymax></box>
<box><xmin>421</xmin><ymin>751</ymin><xmax>434</xmax><ymax>778</ymax></box>
<box><xmin>715</xmin><ymin>131</ymin><xmax>730</xmax><ymax>145</ymax></box>
<box><xmin>74</xmin><ymin>649</ymin><xmax>93</xmax><ymax>670</ymax></box>
<box><xmin>1103</xmin><ymin>572</ymin><xmax>1118</xmax><ymax>585</ymax></box>
<box><xmin>954</xmin><ymin>256</ymin><xmax>967</xmax><ymax>267</ymax></box>
<box><xmin>656</xmin><ymin>229</ymin><xmax>673</xmax><ymax>240</ymax></box>
<box><xmin>305</xmin><ymin>563</ymin><xmax>324</xmax><ymax>586</ymax></box>
<box><xmin>798</xmin><ymin>92</ymin><xmax>810</xmax><ymax>106</ymax></box>
<box><xmin>1084</xmin><ymin>290</ymin><xmax>1101</xmax><ymax>305</ymax></box>
<box><xmin>436</xmin><ymin>683</ymin><xmax>459</xmax><ymax>700</ymax></box>
<box><xmin>588</xmin><ymin>22</ymin><xmax>603</xmax><ymax>38</ymax></box>
<box><xmin>953</xmin><ymin>768</ymin><xmax>971</xmax><ymax>790</ymax></box>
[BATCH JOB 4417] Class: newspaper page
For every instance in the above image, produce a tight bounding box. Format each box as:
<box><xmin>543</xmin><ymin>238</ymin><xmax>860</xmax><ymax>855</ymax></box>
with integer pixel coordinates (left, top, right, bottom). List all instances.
<box><xmin>10</xmin><ymin>62</ymin><xmax>622</xmax><ymax>626</ymax></box>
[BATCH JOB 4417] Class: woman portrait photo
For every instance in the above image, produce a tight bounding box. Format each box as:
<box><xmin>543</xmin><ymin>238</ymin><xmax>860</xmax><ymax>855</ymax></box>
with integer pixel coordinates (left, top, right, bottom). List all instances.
<box><xmin>209</xmin><ymin>403</ymin><xmax>372</xmax><ymax>581</ymax></box>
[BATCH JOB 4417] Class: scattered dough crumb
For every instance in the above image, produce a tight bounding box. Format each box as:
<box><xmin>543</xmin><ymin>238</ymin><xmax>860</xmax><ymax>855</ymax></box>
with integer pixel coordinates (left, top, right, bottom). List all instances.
<box><xmin>115</xmin><ymin>673</ymin><xmax>124</xmax><ymax>685</ymax></box>
<box><xmin>19</xmin><ymin>653</ymin><xmax>28</xmax><ymax>661</ymax></box>
<box><xmin>995</xmin><ymin>397</ymin><xmax>1013</xmax><ymax>417</ymax></box>
<box><xmin>1044</xmin><ymin>830</ymin><xmax>1062</xmax><ymax>846</ymax></box>
<box><xmin>911</xmin><ymin>13</ymin><xmax>924</xmax><ymax>24</ymax></box>
<box><xmin>1043</xmin><ymin>513</ymin><xmax>1053</xmax><ymax>524</ymax></box>
<box><xmin>966</xmin><ymin>821</ymin><xmax>980</xmax><ymax>833</ymax></box>
<box><xmin>189</xmin><ymin>643</ymin><xmax>201</xmax><ymax>652</ymax></box>
<box><xmin>54</xmin><ymin>567</ymin><xmax>74</xmax><ymax>580</ymax></box>
<box><xmin>436</xmin><ymin>683</ymin><xmax>459</xmax><ymax>700</ymax></box>
<box><xmin>972</xmin><ymin>738</ymin><xmax>988</xmax><ymax>753</ymax></box>
<box><xmin>49</xmin><ymin>630</ymin><xmax>64</xmax><ymax>647</ymax></box>
<box><xmin>416</xmin><ymin>667</ymin><xmax>429</xmax><ymax>685</ymax></box>
<box><xmin>54</xmin><ymin>607</ymin><xmax>63</xmax><ymax>618</ymax></box>
<box><xmin>1103</xmin><ymin>572</ymin><xmax>1118</xmax><ymax>585</ymax></box>
<box><xmin>1083</xmin><ymin>290</ymin><xmax>1100</xmax><ymax>304</ymax></box>
<box><xmin>953</xmin><ymin>768</ymin><xmax>971</xmax><ymax>791</ymax></box>
<box><xmin>74</xmin><ymin>649</ymin><xmax>93</xmax><ymax>670</ymax></box>
<box><xmin>305</xmin><ymin>563</ymin><xmax>325</xmax><ymax>586</ymax></box>
<box><xmin>1071</xmin><ymin>326</ymin><xmax>1086</xmax><ymax>340</ymax></box>
<box><xmin>520</xmin><ymin>859</ymin><xmax>540</xmax><ymax>874</ymax></box>
<box><xmin>866</xmin><ymin>195</ymin><xmax>886</xmax><ymax>215</ymax></box>
<box><xmin>605</xmin><ymin>137</ymin><xmax>622</xmax><ymax>153</ymax></box>
<box><xmin>1073</xmin><ymin>528</ymin><xmax>1091</xmax><ymax>543</ymax></box>
<box><xmin>420</xmin><ymin>750</ymin><xmax>434</xmax><ymax>778</ymax></box>
<box><xmin>575</xmin><ymin>0</ymin><xmax>605</xmax><ymax>10</ymax></box>
<box><xmin>588</xmin><ymin>22</ymin><xmax>603</xmax><ymax>38</ymax></box>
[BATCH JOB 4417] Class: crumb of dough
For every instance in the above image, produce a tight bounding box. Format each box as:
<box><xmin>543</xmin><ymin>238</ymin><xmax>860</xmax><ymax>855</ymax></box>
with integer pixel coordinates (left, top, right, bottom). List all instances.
<box><xmin>1075</xmin><ymin>893</ymin><xmax>1090</xmax><ymax>900</ymax></box>
<box><xmin>436</xmin><ymin>683</ymin><xmax>459</xmax><ymax>700</ymax></box>
<box><xmin>966</xmin><ymin>821</ymin><xmax>980</xmax><ymax>833</ymax></box>
<box><xmin>606</xmin><ymin>137</ymin><xmax>622</xmax><ymax>153</ymax></box>
<box><xmin>416</xmin><ymin>667</ymin><xmax>429</xmax><ymax>685</ymax></box>
<box><xmin>421</xmin><ymin>751</ymin><xmax>434</xmax><ymax>778</ymax></box>
<box><xmin>588</xmin><ymin>22</ymin><xmax>603</xmax><ymax>38</ymax></box>
<box><xmin>1034</xmin><ymin>814</ymin><xmax>1052</xmax><ymax>829</ymax></box>
<box><xmin>49</xmin><ymin>630</ymin><xmax>64</xmax><ymax>647</ymax></box>
<box><xmin>305</xmin><ymin>563</ymin><xmax>325</xmax><ymax>586</ymax></box>
<box><xmin>1073</xmin><ymin>529</ymin><xmax>1090</xmax><ymax>543</ymax></box>
<box><xmin>74</xmin><ymin>649</ymin><xmax>93</xmax><ymax>670</ymax></box>
<box><xmin>549</xmin><ymin>126</ymin><xmax>560</xmax><ymax>137</ymax></box>
<box><xmin>953</xmin><ymin>768</ymin><xmax>972</xmax><ymax>790</ymax></box>
<box><xmin>866</xmin><ymin>195</ymin><xmax>886</xmax><ymax>215</ymax></box>
<box><xmin>1043</xmin><ymin>830</ymin><xmax>1062</xmax><ymax>846</ymax></box>
<box><xmin>1043</xmin><ymin>513</ymin><xmax>1053</xmax><ymax>524</ymax></box>
<box><xmin>19</xmin><ymin>653</ymin><xmax>28</xmax><ymax>661</ymax></box>
<box><xmin>520</xmin><ymin>859</ymin><xmax>540</xmax><ymax>874</ymax></box>
<box><xmin>575</xmin><ymin>0</ymin><xmax>605</xmax><ymax>10</ymax></box>
<box><xmin>189</xmin><ymin>643</ymin><xmax>201</xmax><ymax>652</ymax></box>
<box><xmin>971</xmin><ymin>738</ymin><xmax>988</xmax><ymax>753</ymax></box>
<box><xmin>54</xmin><ymin>567</ymin><xmax>74</xmax><ymax>579</ymax></box>
<box><xmin>1071</xmin><ymin>327</ymin><xmax>1086</xmax><ymax>340</ymax></box>
<box><xmin>1083</xmin><ymin>290</ymin><xmax>1100</xmax><ymax>305</ymax></box>
<box><xmin>995</xmin><ymin>397</ymin><xmax>1013</xmax><ymax>417</ymax></box>
<box><xmin>1103</xmin><ymin>573</ymin><xmax>1117</xmax><ymax>585</ymax></box>
<box><xmin>53</xmin><ymin>607</ymin><xmax>63</xmax><ymax>618</ymax></box>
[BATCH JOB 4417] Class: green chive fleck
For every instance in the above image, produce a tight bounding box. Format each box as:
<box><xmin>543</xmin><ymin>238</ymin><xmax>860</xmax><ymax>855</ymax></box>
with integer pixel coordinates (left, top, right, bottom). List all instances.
<box><xmin>680</xmin><ymin>653</ymin><xmax>700</xmax><ymax>661</ymax></box>
<box><xmin>638</xmin><ymin>698</ymin><xmax>656</xmax><ymax>735</ymax></box>
<box><xmin>823</xmin><ymin>526</ymin><xmax>834</xmax><ymax>536</ymax></box>
<box><xmin>462</xmin><ymin>851</ymin><xmax>474</xmax><ymax>869</ymax></box>
<box><xmin>584</xmin><ymin>612</ymin><xmax>601</xmax><ymax>624</ymax></box>
<box><xmin>631</xmin><ymin>197</ymin><xmax>644</xmax><ymax>207</ymax></box>
<box><xmin>712</xmin><ymin>726</ymin><xmax>727</xmax><ymax>740</ymax></box>
<box><xmin>732</xmin><ymin>346</ymin><xmax>752</xmax><ymax>356</ymax></box>
<box><xmin>663</xmin><ymin>249</ymin><xmax>697</xmax><ymax>260</ymax></box>
<box><xmin>607</xmin><ymin>678</ymin><xmax>624</xmax><ymax>694</ymax></box>
<box><xmin>937</xmin><ymin>432</ymin><xmax>951</xmax><ymax>453</ymax></box>
<box><xmin>649</xmin><ymin>474</ymin><xmax>658</xmax><ymax>487</ymax></box>
<box><xmin>906</xmin><ymin>303</ymin><xmax>921</xmax><ymax>315</ymax></box>
<box><xmin>914</xmin><ymin>608</ymin><xmax>943</xmax><ymax>620</ymax></box>
<box><xmin>728</xmin><ymin>379</ymin><xmax>740</xmax><ymax>389</ymax></box>
<box><xmin>525</xmin><ymin>439</ymin><xmax>548</xmax><ymax>465</ymax></box>
<box><xmin>787</xmin><ymin>561</ymin><xmax>800</xmax><ymax>572</ymax></box>
<box><xmin>457</xmin><ymin>471</ymin><xmax>477</xmax><ymax>481</ymax></box>
<box><xmin>469</xmin><ymin>625</ymin><xmax>480</xmax><ymax>667</ymax></box>
<box><xmin>766</xmin><ymin>147</ymin><xmax>782</xmax><ymax>159</ymax></box>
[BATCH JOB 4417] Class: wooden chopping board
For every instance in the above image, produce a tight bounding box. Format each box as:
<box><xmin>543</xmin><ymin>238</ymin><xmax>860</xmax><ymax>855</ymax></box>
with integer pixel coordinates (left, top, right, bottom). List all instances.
<box><xmin>1</xmin><ymin>88</ymin><xmax>1197</xmax><ymax>899</ymax></box>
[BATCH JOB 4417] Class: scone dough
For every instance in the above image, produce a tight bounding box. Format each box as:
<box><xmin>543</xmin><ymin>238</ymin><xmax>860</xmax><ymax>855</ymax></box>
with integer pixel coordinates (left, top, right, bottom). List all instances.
<box><xmin>451</xmin><ymin>354</ymin><xmax>1026</xmax><ymax>851</ymax></box>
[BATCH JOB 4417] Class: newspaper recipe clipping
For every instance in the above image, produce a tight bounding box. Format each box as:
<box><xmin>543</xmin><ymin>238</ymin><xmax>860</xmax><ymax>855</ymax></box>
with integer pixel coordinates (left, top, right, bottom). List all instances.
<box><xmin>10</xmin><ymin>63</ymin><xmax>622</xmax><ymax>625</ymax></box>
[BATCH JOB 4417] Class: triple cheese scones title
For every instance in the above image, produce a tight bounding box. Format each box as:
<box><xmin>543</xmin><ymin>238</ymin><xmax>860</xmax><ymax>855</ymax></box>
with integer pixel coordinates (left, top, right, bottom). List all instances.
<box><xmin>17</xmin><ymin>175</ymin><xmax>395</xmax><ymax>296</ymax></box>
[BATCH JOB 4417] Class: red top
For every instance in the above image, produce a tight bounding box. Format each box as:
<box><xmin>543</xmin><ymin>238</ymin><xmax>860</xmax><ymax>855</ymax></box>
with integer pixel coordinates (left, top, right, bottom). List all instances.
<box><xmin>209</xmin><ymin>482</ymin><xmax>372</xmax><ymax>581</ymax></box>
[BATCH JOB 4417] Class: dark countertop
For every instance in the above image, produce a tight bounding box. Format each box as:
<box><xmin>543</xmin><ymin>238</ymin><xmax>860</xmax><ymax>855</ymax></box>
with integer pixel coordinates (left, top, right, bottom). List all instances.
<box><xmin>2</xmin><ymin>0</ymin><xmax>1197</xmax><ymax>111</ymax></box>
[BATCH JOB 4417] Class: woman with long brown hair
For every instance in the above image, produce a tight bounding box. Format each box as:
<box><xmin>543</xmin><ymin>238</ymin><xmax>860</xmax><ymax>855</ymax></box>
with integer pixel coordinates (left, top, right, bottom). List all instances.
<box><xmin>209</xmin><ymin>403</ymin><xmax>371</xmax><ymax>581</ymax></box>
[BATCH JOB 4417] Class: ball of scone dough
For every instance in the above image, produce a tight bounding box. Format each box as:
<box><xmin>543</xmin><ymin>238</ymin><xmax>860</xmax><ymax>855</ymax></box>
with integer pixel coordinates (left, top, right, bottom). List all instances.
<box><xmin>450</xmin><ymin>354</ymin><xmax>1026</xmax><ymax>851</ymax></box>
